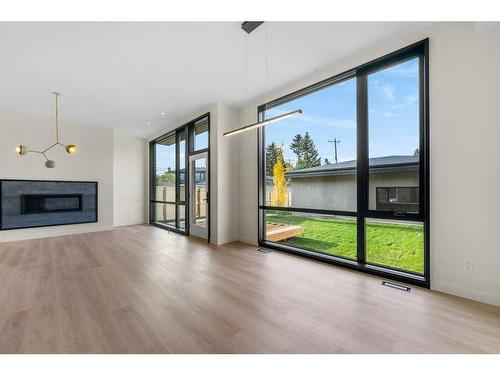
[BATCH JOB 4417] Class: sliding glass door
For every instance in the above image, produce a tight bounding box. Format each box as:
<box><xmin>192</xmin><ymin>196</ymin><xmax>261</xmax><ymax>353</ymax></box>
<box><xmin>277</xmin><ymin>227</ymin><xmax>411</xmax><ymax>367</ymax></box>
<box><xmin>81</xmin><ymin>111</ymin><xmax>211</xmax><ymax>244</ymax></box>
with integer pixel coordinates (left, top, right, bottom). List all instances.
<box><xmin>258</xmin><ymin>40</ymin><xmax>429</xmax><ymax>286</ymax></box>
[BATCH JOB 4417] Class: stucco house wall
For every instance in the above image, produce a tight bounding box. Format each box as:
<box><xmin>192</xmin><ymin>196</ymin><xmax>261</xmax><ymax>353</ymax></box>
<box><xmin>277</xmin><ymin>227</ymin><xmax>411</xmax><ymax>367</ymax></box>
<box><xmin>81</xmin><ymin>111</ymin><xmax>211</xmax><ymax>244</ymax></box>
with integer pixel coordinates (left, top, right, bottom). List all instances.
<box><xmin>289</xmin><ymin>174</ymin><xmax>356</xmax><ymax>211</ymax></box>
<box><xmin>289</xmin><ymin>171</ymin><xmax>418</xmax><ymax>211</ymax></box>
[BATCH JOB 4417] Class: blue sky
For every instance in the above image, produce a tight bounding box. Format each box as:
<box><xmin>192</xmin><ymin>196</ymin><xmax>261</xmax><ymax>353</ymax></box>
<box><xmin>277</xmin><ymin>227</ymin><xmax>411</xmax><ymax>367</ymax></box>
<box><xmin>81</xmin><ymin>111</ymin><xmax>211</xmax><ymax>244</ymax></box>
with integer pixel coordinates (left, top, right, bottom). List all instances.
<box><xmin>156</xmin><ymin>133</ymin><xmax>205</xmax><ymax>174</ymax></box>
<box><xmin>156</xmin><ymin>137</ymin><xmax>178</xmax><ymax>174</ymax></box>
<box><xmin>265</xmin><ymin>57</ymin><xmax>420</xmax><ymax>165</ymax></box>
<box><xmin>155</xmin><ymin>58</ymin><xmax>420</xmax><ymax>173</ymax></box>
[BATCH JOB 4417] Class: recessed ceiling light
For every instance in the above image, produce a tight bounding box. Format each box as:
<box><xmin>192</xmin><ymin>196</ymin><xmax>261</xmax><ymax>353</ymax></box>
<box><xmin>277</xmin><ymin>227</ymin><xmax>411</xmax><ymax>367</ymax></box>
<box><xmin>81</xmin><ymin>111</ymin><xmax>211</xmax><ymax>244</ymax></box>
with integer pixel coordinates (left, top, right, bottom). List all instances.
<box><xmin>136</xmin><ymin>130</ymin><xmax>140</xmax><ymax>133</ymax></box>
<box><xmin>161</xmin><ymin>112</ymin><xmax>165</xmax><ymax>116</ymax></box>
<box><xmin>147</xmin><ymin>121</ymin><xmax>151</xmax><ymax>126</ymax></box>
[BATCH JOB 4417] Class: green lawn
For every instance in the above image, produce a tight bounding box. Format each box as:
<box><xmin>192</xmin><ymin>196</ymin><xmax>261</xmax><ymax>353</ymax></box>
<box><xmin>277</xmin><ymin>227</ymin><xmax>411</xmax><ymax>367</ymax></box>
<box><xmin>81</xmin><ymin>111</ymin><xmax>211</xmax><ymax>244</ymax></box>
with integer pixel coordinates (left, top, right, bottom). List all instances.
<box><xmin>266</xmin><ymin>213</ymin><xmax>424</xmax><ymax>274</ymax></box>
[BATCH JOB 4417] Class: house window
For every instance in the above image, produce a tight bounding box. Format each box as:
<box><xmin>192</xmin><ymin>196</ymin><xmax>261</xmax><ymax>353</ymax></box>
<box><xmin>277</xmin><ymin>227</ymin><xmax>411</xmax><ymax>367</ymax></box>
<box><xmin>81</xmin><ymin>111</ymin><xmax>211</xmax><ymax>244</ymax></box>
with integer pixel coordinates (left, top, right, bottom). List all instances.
<box><xmin>258</xmin><ymin>40</ymin><xmax>429</xmax><ymax>286</ymax></box>
<box><xmin>376</xmin><ymin>187</ymin><xmax>419</xmax><ymax>212</ymax></box>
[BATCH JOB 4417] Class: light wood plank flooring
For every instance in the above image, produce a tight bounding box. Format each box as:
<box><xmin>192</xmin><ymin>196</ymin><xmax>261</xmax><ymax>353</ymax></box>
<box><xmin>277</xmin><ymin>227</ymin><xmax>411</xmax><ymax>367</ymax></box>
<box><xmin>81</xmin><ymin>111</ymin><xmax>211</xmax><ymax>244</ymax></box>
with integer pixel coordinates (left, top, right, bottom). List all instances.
<box><xmin>0</xmin><ymin>225</ymin><xmax>499</xmax><ymax>353</ymax></box>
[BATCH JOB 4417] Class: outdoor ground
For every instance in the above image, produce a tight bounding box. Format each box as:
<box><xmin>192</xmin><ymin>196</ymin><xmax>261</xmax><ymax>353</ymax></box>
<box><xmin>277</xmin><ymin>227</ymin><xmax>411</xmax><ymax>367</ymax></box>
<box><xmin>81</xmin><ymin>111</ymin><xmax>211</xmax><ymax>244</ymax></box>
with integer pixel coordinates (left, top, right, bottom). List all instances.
<box><xmin>266</xmin><ymin>213</ymin><xmax>424</xmax><ymax>274</ymax></box>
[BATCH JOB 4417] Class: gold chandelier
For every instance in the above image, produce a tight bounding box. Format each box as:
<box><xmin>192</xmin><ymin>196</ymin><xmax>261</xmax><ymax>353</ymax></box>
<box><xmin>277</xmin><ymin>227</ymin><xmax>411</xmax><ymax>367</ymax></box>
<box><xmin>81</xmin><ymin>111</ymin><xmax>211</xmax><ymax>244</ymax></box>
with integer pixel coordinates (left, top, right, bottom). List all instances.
<box><xmin>16</xmin><ymin>92</ymin><xmax>77</xmax><ymax>168</ymax></box>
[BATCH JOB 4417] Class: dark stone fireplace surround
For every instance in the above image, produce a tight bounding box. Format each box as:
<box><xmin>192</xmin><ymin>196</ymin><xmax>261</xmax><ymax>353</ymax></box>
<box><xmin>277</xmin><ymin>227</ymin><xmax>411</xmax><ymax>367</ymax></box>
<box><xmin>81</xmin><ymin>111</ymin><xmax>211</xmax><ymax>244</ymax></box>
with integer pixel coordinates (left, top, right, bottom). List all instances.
<box><xmin>0</xmin><ymin>179</ymin><xmax>98</xmax><ymax>230</ymax></box>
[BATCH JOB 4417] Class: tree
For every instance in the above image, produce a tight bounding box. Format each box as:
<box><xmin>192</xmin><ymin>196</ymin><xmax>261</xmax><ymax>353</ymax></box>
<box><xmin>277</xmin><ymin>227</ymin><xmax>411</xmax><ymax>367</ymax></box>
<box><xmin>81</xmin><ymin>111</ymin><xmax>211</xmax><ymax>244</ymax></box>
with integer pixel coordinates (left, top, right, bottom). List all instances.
<box><xmin>271</xmin><ymin>146</ymin><xmax>288</xmax><ymax>207</ymax></box>
<box><xmin>157</xmin><ymin>167</ymin><xmax>175</xmax><ymax>183</ymax></box>
<box><xmin>296</xmin><ymin>132</ymin><xmax>321</xmax><ymax>169</ymax></box>
<box><xmin>266</xmin><ymin>142</ymin><xmax>280</xmax><ymax>176</ymax></box>
<box><xmin>414</xmin><ymin>148</ymin><xmax>420</xmax><ymax>156</ymax></box>
<box><xmin>324</xmin><ymin>158</ymin><xmax>331</xmax><ymax>165</ymax></box>
<box><xmin>290</xmin><ymin>134</ymin><xmax>304</xmax><ymax>167</ymax></box>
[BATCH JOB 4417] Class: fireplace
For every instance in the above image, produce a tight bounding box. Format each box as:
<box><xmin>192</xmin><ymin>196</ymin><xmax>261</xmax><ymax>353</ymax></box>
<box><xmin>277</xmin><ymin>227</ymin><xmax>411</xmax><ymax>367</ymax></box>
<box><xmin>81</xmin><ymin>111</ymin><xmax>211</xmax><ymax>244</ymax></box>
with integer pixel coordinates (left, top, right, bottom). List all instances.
<box><xmin>21</xmin><ymin>194</ymin><xmax>83</xmax><ymax>215</ymax></box>
<box><xmin>0</xmin><ymin>180</ymin><xmax>97</xmax><ymax>230</ymax></box>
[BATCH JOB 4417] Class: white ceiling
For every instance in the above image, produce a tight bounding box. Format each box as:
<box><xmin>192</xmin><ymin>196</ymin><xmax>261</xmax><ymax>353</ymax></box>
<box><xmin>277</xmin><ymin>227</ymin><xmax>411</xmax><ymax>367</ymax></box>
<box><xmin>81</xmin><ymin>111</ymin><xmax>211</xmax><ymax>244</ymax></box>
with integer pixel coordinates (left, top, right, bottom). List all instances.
<box><xmin>0</xmin><ymin>22</ymin><xmax>430</xmax><ymax>138</ymax></box>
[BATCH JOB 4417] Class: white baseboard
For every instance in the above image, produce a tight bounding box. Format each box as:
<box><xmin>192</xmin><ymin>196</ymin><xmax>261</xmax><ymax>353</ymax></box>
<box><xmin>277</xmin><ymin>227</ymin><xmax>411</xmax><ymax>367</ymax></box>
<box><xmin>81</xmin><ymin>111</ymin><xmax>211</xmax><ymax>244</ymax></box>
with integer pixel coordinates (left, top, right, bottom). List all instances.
<box><xmin>0</xmin><ymin>225</ymin><xmax>115</xmax><ymax>243</ymax></box>
<box><xmin>237</xmin><ymin>236</ymin><xmax>258</xmax><ymax>246</ymax></box>
<box><xmin>432</xmin><ymin>280</ymin><xmax>500</xmax><ymax>307</ymax></box>
<box><xmin>113</xmin><ymin>221</ymin><xmax>146</xmax><ymax>228</ymax></box>
<box><xmin>216</xmin><ymin>236</ymin><xmax>239</xmax><ymax>245</ymax></box>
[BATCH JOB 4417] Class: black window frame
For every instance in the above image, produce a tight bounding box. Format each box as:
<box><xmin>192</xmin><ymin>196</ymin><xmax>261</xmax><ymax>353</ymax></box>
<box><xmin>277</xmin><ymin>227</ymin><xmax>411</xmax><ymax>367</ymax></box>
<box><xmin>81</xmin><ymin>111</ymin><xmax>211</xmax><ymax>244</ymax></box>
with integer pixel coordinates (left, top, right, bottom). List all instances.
<box><xmin>257</xmin><ymin>39</ymin><xmax>430</xmax><ymax>288</ymax></box>
<box><xmin>149</xmin><ymin>113</ymin><xmax>211</xmax><ymax>241</ymax></box>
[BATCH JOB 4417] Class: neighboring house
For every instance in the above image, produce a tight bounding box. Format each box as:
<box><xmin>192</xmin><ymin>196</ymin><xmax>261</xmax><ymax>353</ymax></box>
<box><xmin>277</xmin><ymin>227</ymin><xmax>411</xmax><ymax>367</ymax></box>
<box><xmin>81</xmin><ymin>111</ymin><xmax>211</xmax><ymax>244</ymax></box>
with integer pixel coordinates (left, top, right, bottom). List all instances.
<box><xmin>267</xmin><ymin>155</ymin><xmax>419</xmax><ymax>213</ymax></box>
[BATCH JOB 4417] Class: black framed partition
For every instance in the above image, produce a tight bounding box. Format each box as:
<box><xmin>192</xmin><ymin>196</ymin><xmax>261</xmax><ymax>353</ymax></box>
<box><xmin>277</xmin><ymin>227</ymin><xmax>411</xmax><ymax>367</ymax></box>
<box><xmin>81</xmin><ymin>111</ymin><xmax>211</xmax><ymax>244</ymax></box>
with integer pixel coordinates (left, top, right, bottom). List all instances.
<box><xmin>258</xmin><ymin>39</ymin><xmax>429</xmax><ymax>287</ymax></box>
<box><xmin>149</xmin><ymin>113</ymin><xmax>210</xmax><ymax>241</ymax></box>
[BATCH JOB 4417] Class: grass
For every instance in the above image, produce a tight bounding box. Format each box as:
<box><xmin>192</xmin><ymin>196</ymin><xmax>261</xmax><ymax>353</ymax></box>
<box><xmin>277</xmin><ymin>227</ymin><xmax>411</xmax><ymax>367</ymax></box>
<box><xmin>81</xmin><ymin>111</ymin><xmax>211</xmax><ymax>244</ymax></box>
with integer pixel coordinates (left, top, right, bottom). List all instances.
<box><xmin>266</xmin><ymin>213</ymin><xmax>424</xmax><ymax>274</ymax></box>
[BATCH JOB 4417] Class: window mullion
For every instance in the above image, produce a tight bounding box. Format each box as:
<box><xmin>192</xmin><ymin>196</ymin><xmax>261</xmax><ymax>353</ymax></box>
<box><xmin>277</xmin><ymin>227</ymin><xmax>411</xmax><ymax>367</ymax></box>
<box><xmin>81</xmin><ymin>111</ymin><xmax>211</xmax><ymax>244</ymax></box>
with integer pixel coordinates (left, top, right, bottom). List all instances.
<box><xmin>356</xmin><ymin>73</ymin><xmax>368</xmax><ymax>264</ymax></box>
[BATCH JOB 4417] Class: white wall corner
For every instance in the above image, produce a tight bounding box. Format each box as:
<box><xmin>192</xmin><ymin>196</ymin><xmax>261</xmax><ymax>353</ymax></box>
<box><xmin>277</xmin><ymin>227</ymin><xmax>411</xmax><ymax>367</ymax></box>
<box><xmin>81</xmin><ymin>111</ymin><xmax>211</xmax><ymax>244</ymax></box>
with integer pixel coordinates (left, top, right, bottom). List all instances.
<box><xmin>431</xmin><ymin>280</ymin><xmax>500</xmax><ymax>307</ymax></box>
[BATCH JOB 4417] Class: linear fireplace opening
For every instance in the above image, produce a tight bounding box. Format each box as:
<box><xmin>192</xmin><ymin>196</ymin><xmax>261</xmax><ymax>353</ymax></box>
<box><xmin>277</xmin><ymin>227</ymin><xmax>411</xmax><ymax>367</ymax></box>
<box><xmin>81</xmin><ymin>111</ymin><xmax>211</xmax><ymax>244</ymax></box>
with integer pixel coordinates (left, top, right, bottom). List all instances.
<box><xmin>21</xmin><ymin>194</ymin><xmax>83</xmax><ymax>215</ymax></box>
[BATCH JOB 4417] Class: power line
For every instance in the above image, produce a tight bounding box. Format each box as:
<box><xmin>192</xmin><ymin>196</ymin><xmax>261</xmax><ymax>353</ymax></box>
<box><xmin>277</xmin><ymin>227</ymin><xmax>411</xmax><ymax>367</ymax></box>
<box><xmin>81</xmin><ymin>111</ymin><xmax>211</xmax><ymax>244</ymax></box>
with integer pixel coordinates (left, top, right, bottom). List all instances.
<box><xmin>328</xmin><ymin>137</ymin><xmax>341</xmax><ymax>163</ymax></box>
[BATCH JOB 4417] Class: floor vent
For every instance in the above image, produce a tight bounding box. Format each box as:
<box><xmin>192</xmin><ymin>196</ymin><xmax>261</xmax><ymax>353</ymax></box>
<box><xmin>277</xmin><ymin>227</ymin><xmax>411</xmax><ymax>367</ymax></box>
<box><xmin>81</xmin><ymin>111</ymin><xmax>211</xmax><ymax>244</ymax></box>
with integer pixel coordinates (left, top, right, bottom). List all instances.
<box><xmin>258</xmin><ymin>248</ymin><xmax>272</xmax><ymax>253</ymax></box>
<box><xmin>382</xmin><ymin>281</ymin><xmax>411</xmax><ymax>292</ymax></box>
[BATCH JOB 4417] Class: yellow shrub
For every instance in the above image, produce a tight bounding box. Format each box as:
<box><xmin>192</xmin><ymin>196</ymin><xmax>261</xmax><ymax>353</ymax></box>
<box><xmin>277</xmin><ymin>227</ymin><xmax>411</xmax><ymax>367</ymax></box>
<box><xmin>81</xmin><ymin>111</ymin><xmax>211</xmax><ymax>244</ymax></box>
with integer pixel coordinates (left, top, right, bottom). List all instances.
<box><xmin>271</xmin><ymin>147</ymin><xmax>288</xmax><ymax>207</ymax></box>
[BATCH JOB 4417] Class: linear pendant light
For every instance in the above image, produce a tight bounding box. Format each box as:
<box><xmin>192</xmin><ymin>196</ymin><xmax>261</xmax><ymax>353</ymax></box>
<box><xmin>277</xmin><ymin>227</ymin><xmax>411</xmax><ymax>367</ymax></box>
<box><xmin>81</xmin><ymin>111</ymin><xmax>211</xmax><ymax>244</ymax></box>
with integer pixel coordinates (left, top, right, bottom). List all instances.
<box><xmin>224</xmin><ymin>22</ymin><xmax>302</xmax><ymax>137</ymax></box>
<box><xmin>223</xmin><ymin>109</ymin><xmax>302</xmax><ymax>137</ymax></box>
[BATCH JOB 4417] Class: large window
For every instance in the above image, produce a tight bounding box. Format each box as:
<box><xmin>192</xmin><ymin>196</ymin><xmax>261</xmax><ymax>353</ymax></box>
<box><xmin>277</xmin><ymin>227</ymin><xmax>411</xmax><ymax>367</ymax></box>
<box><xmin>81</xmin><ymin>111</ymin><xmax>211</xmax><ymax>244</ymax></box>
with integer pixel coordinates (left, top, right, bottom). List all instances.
<box><xmin>258</xmin><ymin>40</ymin><xmax>429</xmax><ymax>286</ymax></box>
<box><xmin>151</xmin><ymin>130</ymin><xmax>187</xmax><ymax>232</ymax></box>
<box><xmin>263</xmin><ymin>77</ymin><xmax>357</xmax><ymax>212</ymax></box>
<box><xmin>150</xmin><ymin>114</ymin><xmax>210</xmax><ymax>238</ymax></box>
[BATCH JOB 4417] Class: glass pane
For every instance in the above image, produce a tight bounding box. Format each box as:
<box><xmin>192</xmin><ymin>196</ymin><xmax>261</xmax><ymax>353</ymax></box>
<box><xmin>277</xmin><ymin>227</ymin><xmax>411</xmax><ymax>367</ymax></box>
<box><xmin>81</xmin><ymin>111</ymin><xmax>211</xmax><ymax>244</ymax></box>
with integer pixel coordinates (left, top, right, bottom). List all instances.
<box><xmin>178</xmin><ymin>204</ymin><xmax>186</xmax><ymax>230</ymax></box>
<box><xmin>193</xmin><ymin>158</ymin><xmax>207</xmax><ymax>227</ymax></box>
<box><xmin>367</xmin><ymin>57</ymin><xmax>420</xmax><ymax>213</ymax></box>
<box><xmin>153</xmin><ymin>202</ymin><xmax>176</xmax><ymax>227</ymax></box>
<box><xmin>194</xmin><ymin>117</ymin><xmax>209</xmax><ymax>151</ymax></box>
<box><xmin>154</xmin><ymin>134</ymin><xmax>176</xmax><ymax>202</ymax></box>
<box><xmin>366</xmin><ymin>218</ymin><xmax>424</xmax><ymax>274</ymax></box>
<box><xmin>264</xmin><ymin>78</ymin><xmax>357</xmax><ymax>211</ymax></box>
<box><xmin>264</xmin><ymin>210</ymin><xmax>356</xmax><ymax>260</ymax></box>
<box><xmin>179</xmin><ymin>131</ymin><xmax>186</xmax><ymax>202</ymax></box>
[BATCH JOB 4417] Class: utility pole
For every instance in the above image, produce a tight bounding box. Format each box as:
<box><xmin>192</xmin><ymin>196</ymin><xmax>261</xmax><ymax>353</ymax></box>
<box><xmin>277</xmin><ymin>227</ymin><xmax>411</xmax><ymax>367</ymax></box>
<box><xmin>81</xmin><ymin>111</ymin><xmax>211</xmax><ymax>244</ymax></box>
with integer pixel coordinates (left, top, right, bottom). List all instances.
<box><xmin>328</xmin><ymin>138</ymin><xmax>341</xmax><ymax>163</ymax></box>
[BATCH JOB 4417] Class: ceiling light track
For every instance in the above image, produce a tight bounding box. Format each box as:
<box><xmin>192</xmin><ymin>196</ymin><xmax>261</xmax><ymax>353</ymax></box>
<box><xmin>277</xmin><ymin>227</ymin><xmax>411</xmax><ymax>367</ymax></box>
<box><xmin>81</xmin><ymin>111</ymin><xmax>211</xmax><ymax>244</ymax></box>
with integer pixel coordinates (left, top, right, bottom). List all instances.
<box><xmin>241</xmin><ymin>21</ymin><xmax>264</xmax><ymax>34</ymax></box>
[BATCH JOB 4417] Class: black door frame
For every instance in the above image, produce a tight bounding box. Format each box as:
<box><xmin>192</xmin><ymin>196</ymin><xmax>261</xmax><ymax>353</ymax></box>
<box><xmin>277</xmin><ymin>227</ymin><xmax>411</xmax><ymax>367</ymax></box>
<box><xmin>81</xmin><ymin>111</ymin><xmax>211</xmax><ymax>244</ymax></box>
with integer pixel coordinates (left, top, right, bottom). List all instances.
<box><xmin>149</xmin><ymin>113</ymin><xmax>211</xmax><ymax>242</ymax></box>
<box><xmin>257</xmin><ymin>39</ymin><xmax>430</xmax><ymax>288</ymax></box>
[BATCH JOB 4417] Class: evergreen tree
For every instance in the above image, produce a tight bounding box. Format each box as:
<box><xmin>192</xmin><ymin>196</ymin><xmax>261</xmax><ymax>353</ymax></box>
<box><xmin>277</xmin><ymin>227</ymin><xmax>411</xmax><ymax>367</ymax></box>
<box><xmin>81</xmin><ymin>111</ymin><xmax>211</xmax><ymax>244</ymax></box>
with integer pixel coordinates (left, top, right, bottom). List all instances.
<box><xmin>290</xmin><ymin>134</ymin><xmax>304</xmax><ymax>167</ymax></box>
<box><xmin>266</xmin><ymin>142</ymin><xmax>285</xmax><ymax>176</ymax></box>
<box><xmin>296</xmin><ymin>132</ymin><xmax>321</xmax><ymax>169</ymax></box>
<box><xmin>324</xmin><ymin>158</ymin><xmax>330</xmax><ymax>165</ymax></box>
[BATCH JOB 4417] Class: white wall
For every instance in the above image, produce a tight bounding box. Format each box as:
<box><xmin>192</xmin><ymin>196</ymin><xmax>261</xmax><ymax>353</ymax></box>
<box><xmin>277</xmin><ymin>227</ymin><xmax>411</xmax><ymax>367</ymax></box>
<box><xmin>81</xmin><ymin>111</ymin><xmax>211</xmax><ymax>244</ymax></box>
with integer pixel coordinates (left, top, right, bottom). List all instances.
<box><xmin>147</xmin><ymin>103</ymin><xmax>238</xmax><ymax>245</ymax></box>
<box><xmin>113</xmin><ymin>129</ymin><xmax>148</xmax><ymax>226</ymax></box>
<box><xmin>231</xmin><ymin>22</ymin><xmax>500</xmax><ymax>306</ymax></box>
<box><xmin>0</xmin><ymin>110</ymin><xmax>114</xmax><ymax>241</ymax></box>
<box><xmin>0</xmin><ymin>111</ymin><xmax>148</xmax><ymax>241</ymax></box>
<box><xmin>215</xmin><ymin>103</ymin><xmax>238</xmax><ymax>244</ymax></box>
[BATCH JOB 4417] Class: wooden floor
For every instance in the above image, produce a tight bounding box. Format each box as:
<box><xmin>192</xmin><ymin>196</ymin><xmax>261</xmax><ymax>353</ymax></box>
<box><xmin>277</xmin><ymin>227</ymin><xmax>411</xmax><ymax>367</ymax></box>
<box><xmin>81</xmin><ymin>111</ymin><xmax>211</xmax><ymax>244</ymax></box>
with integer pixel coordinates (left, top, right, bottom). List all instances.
<box><xmin>0</xmin><ymin>225</ymin><xmax>499</xmax><ymax>353</ymax></box>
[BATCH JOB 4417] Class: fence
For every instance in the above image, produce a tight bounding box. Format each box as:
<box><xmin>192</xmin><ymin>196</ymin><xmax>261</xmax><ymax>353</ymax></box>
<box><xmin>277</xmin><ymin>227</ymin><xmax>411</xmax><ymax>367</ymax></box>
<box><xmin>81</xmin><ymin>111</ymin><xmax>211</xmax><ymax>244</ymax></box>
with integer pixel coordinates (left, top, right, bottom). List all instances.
<box><xmin>154</xmin><ymin>184</ymin><xmax>207</xmax><ymax>222</ymax></box>
<box><xmin>265</xmin><ymin>190</ymin><xmax>292</xmax><ymax>207</ymax></box>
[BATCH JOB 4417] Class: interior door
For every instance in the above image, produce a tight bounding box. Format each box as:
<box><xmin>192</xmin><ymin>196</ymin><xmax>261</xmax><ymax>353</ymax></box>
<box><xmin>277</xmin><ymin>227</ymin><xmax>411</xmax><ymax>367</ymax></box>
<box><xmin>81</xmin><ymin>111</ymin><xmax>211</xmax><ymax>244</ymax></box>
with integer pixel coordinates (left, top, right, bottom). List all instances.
<box><xmin>189</xmin><ymin>152</ymin><xmax>208</xmax><ymax>239</ymax></box>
